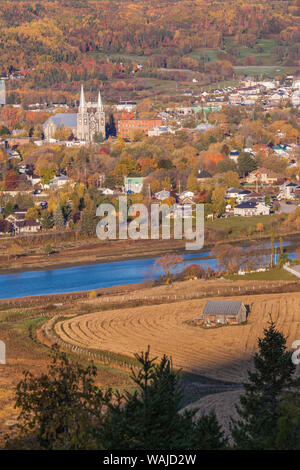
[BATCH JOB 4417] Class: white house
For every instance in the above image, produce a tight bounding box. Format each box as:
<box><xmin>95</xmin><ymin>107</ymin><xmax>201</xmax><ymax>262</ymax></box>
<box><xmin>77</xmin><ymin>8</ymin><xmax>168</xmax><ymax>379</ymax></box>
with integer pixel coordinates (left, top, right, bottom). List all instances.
<box><xmin>246</xmin><ymin>168</ymin><xmax>280</xmax><ymax>185</ymax></box>
<box><xmin>279</xmin><ymin>182</ymin><xmax>299</xmax><ymax>200</ymax></box>
<box><xmin>49</xmin><ymin>175</ymin><xmax>72</xmax><ymax>190</ymax></box>
<box><xmin>115</xmin><ymin>101</ymin><xmax>137</xmax><ymax>112</ymax></box>
<box><xmin>225</xmin><ymin>187</ymin><xmax>243</xmax><ymax>199</ymax></box>
<box><xmin>178</xmin><ymin>190</ymin><xmax>194</xmax><ymax>201</ymax></box>
<box><xmin>154</xmin><ymin>190</ymin><xmax>170</xmax><ymax>201</ymax></box>
<box><xmin>234</xmin><ymin>201</ymin><xmax>270</xmax><ymax>217</ymax></box>
<box><xmin>292</xmin><ymin>91</ymin><xmax>300</xmax><ymax>107</ymax></box>
<box><xmin>124</xmin><ymin>177</ymin><xmax>144</xmax><ymax>194</ymax></box>
<box><xmin>148</xmin><ymin>126</ymin><xmax>175</xmax><ymax>137</ymax></box>
<box><xmin>100</xmin><ymin>188</ymin><xmax>114</xmax><ymax>195</ymax></box>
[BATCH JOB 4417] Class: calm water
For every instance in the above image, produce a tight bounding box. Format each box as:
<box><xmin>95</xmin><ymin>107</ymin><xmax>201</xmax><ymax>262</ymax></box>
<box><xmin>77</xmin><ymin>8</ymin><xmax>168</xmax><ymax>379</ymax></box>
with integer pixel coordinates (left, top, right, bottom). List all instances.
<box><xmin>0</xmin><ymin>241</ymin><xmax>296</xmax><ymax>299</ymax></box>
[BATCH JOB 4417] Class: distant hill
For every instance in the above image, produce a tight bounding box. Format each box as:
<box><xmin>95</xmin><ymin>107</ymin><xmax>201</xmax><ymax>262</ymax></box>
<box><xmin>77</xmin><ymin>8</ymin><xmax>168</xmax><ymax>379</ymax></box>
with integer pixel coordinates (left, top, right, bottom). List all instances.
<box><xmin>1</xmin><ymin>0</ymin><xmax>300</xmax><ymax>97</ymax></box>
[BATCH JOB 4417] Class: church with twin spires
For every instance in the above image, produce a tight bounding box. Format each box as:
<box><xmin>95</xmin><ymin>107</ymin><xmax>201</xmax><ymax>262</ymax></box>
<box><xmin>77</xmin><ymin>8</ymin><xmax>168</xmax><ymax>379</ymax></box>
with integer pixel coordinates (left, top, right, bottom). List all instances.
<box><xmin>77</xmin><ymin>84</ymin><xmax>106</xmax><ymax>142</ymax></box>
<box><xmin>43</xmin><ymin>84</ymin><xmax>105</xmax><ymax>143</ymax></box>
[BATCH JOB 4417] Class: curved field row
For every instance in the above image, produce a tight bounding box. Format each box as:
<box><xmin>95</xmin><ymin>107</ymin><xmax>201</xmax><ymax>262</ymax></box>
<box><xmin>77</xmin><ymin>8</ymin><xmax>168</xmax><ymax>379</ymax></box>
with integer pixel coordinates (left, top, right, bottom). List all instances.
<box><xmin>54</xmin><ymin>292</ymin><xmax>300</xmax><ymax>383</ymax></box>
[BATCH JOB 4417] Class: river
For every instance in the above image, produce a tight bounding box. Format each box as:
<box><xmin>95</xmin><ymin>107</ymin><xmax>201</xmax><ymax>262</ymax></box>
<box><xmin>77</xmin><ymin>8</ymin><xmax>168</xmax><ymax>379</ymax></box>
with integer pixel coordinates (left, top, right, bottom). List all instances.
<box><xmin>0</xmin><ymin>239</ymin><xmax>297</xmax><ymax>300</ymax></box>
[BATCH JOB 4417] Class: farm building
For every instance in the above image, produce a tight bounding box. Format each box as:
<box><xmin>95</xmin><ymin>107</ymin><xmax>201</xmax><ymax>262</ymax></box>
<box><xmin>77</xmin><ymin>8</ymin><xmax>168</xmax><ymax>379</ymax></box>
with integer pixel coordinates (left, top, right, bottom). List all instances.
<box><xmin>198</xmin><ymin>300</ymin><xmax>247</xmax><ymax>326</ymax></box>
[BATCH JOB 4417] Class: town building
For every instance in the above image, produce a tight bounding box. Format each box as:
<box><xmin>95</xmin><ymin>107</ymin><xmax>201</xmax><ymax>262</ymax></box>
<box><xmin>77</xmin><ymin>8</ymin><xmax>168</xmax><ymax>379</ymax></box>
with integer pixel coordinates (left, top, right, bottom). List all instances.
<box><xmin>43</xmin><ymin>114</ymin><xmax>77</xmax><ymax>141</ymax></box>
<box><xmin>115</xmin><ymin>101</ymin><xmax>137</xmax><ymax>113</ymax></box>
<box><xmin>148</xmin><ymin>126</ymin><xmax>174</xmax><ymax>137</ymax></box>
<box><xmin>117</xmin><ymin>119</ymin><xmax>162</xmax><ymax>139</ymax></box>
<box><xmin>77</xmin><ymin>85</ymin><xmax>105</xmax><ymax>142</ymax></box>
<box><xmin>43</xmin><ymin>85</ymin><xmax>105</xmax><ymax>143</ymax></box>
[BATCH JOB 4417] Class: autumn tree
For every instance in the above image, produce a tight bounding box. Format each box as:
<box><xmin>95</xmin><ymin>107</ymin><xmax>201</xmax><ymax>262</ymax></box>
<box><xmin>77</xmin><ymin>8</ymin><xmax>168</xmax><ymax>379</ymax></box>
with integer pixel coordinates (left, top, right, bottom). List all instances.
<box><xmin>223</xmin><ymin>171</ymin><xmax>240</xmax><ymax>188</ymax></box>
<box><xmin>211</xmin><ymin>187</ymin><xmax>226</xmax><ymax>214</ymax></box>
<box><xmin>5</xmin><ymin>170</ymin><xmax>19</xmax><ymax>190</ymax></box>
<box><xmin>256</xmin><ymin>222</ymin><xmax>264</xmax><ymax>238</ymax></box>
<box><xmin>153</xmin><ymin>254</ymin><xmax>183</xmax><ymax>283</ymax></box>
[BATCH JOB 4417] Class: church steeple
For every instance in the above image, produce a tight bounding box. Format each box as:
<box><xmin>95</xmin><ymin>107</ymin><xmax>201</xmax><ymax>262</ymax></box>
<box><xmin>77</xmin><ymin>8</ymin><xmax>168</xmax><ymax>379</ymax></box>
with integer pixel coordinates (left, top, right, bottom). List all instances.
<box><xmin>97</xmin><ymin>90</ymin><xmax>103</xmax><ymax>110</ymax></box>
<box><xmin>79</xmin><ymin>84</ymin><xmax>86</xmax><ymax>110</ymax></box>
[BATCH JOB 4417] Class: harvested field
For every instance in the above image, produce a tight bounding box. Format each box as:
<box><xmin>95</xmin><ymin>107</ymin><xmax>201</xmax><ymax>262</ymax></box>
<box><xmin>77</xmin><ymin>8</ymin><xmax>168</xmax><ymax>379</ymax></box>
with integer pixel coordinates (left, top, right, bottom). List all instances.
<box><xmin>54</xmin><ymin>292</ymin><xmax>300</xmax><ymax>383</ymax></box>
<box><xmin>183</xmin><ymin>389</ymin><xmax>243</xmax><ymax>439</ymax></box>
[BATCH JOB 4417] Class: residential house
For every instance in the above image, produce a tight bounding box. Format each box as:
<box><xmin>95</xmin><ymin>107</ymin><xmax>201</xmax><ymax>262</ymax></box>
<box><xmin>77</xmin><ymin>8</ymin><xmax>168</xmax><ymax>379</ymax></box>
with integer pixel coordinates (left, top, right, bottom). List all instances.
<box><xmin>292</xmin><ymin>91</ymin><xmax>300</xmax><ymax>106</ymax></box>
<box><xmin>244</xmin><ymin>192</ymin><xmax>265</xmax><ymax>203</ymax></box>
<box><xmin>236</xmin><ymin>189</ymin><xmax>252</xmax><ymax>203</ymax></box>
<box><xmin>197</xmin><ymin>169</ymin><xmax>212</xmax><ymax>182</ymax></box>
<box><xmin>49</xmin><ymin>175</ymin><xmax>72</xmax><ymax>190</ymax></box>
<box><xmin>148</xmin><ymin>126</ymin><xmax>175</xmax><ymax>137</ymax></box>
<box><xmin>273</xmin><ymin>144</ymin><xmax>291</xmax><ymax>158</ymax></box>
<box><xmin>27</xmin><ymin>174</ymin><xmax>41</xmax><ymax>186</ymax></box>
<box><xmin>124</xmin><ymin>177</ymin><xmax>144</xmax><ymax>194</ymax></box>
<box><xmin>100</xmin><ymin>188</ymin><xmax>115</xmax><ymax>195</ymax></box>
<box><xmin>228</xmin><ymin>150</ymin><xmax>240</xmax><ymax>164</ymax></box>
<box><xmin>154</xmin><ymin>190</ymin><xmax>170</xmax><ymax>201</ymax></box>
<box><xmin>279</xmin><ymin>182</ymin><xmax>300</xmax><ymax>200</ymax></box>
<box><xmin>246</xmin><ymin>168</ymin><xmax>280</xmax><ymax>185</ymax></box>
<box><xmin>13</xmin><ymin>220</ymin><xmax>41</xmax><ymax>234</ymax></box>
<box><xmin>225</xmin><ymin>188</ymin><xmax>243</xmax><ymax>199</ymax></box>
<box><xmin>178</xmin><ymin>190</ymin><xmax>194</xmax><ymax>201</ymax></box>
<box><xmin>234</xmin><ymin>201</ymin><xmax>270</xmax><ymax>216</ymax></box>
<box><xmin>117</xmin><ymin>119</ymin><xmax>162</xmax><ymax>139</ymax></box>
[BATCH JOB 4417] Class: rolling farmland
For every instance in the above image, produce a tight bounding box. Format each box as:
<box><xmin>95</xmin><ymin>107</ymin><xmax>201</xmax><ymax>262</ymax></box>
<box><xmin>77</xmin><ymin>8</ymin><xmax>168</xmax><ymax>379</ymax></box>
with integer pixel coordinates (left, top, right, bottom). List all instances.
<box><xmin>53</xmin><ymin>292</ymin><xmax>300</xmax><ymax>383</ymax></box>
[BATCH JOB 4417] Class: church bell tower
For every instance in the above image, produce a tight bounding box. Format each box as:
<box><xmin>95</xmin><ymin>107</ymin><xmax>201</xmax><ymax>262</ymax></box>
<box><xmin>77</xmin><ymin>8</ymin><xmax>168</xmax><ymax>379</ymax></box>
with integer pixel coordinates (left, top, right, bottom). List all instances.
<box><xmin>77</xmin><ymin>84</ymin><xmax>90</xmax><ymax>142</ymax></box>
<box><xmin>95</xmin><ymin>90</ymin><xmax>106</xmax><ymax>141</ymax></box>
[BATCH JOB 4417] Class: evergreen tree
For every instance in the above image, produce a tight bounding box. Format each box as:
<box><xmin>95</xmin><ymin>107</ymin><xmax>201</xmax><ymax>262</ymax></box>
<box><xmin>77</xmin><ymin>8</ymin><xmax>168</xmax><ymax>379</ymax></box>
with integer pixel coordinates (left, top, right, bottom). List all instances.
<box><xmin>105</xmin><ymin>113</ymin><xmax>116</xmax><ymax>137</ymax></box>
<box><xmin>237</xmin><ymin>152</ymin><xmax>257</xmax><ymax>177</ymax></box>
<box><xmin>40</xmin><ymin>211</ymin><xmax>54</xmax><ymax>230</ymax></box>
<box><xmin>231</xmin><ymin>319</ymin><xmax>298</xmax><ymax>449</ymax></box>
<box><xmin>7</xmin><ymin>347</ymin><xmax>226</xmax><ymax>451</ymax></box>
<box><xmin>79</xmin><ymin>209</ymin><xmax>98</xmax><ymax>236</ymax></box>
<box><xmin>53</xmin><ymin>205</ymin><xmax>65</xmax><ymax>231</ymax></box>
<box><xmin>102</xmin><ymin>348</ymin><xmax>227</xmax><ymax>450</ymax></box>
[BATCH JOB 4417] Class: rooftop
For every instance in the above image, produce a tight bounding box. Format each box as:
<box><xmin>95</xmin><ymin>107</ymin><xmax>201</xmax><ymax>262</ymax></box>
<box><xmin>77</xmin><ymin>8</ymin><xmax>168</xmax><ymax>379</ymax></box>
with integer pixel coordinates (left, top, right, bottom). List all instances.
<box><xmin>43</xmin><ymin>113</ymin><xmax>77</xmax><ymax>128</ymax></box>
<box><xmin>201</xmin><ymin>300</ymin><xmax>244</xmax><ymax>316</ymax></box>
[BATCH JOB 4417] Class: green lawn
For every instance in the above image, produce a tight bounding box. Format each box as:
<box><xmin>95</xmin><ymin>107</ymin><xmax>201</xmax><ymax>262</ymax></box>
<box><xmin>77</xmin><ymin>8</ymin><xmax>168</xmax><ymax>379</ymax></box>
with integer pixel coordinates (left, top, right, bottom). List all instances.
<box><xmin>233</xmin><ymin>65</ymin><xmax>297</xmax><ymax>77</ymax></box>
<box><xmin>188</xmin><ymin>48</ymin><xmax>220</xmax><ymax>61</ymax></box>
<box><xmin>227</xmin><ymin>268</ymin><xmax>298</xmax><ymax>281</ymax></box>
<box><xmin>206</xmin><ymin>215</ymin><xmax>279</xmax><ymax>233</ymax></box>
<box><xmin>201</xmin><ymin>79</ymin><xmax>239</xmax><ymax>91</ymax></box>
<box><xmin>87</xmin><ymin>52</ymin><xmax>148</xmax><ymax>62</ymax></box>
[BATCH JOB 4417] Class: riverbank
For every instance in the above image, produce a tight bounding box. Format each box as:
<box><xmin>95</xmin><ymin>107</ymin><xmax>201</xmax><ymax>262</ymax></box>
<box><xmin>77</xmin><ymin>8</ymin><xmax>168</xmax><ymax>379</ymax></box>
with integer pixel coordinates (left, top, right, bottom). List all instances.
<box><xmin>1</xmin><ymin>231</ymin><xmax>299</xmax><ymax>275</ymax></box>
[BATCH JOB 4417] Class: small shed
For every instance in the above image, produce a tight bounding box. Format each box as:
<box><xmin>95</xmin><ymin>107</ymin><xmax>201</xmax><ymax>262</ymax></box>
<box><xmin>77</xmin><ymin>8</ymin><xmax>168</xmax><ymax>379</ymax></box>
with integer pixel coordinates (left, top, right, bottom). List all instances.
<box><xmin>198</xmin><ymin>300</ymin><xmax>247</xmax><ymax>326</ymax></box>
